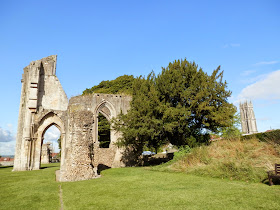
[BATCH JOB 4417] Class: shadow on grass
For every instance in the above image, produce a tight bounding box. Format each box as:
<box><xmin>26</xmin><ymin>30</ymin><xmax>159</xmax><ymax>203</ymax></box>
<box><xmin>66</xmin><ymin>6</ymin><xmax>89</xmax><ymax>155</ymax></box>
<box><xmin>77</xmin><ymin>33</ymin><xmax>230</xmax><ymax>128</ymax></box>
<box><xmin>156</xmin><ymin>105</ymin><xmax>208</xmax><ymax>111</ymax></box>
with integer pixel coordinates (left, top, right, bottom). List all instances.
<box><xmin>262</xmin><ymin>178</ymin><xmax>270</xmax><ymax>186</ymax></box>
<box><xmin>0</xmin><ymin>165</ymin><xmax>13</xmax><ymax>169</ymax></box>
<box><xmin>0</xmin><ymin>165</ymin><xmax>59</xmax><ymax>170</ymax></box>
<box><xmin>262</xmin><ymin>177</ymin><xmax>280</xmax><ymax>186</ymax></box>
<box><xmin>40</xmin><ymin>165</ymin><xmax>59</xmax><ymax>169</ymax></box>
<box><xmin>97</xmin><ymin>164</ymin><xmax>111</xmax><ymax>175</ymax></box>
<box><xmin>142</xmin><ymin>153</ymin><xmax>174</xmax><ymax>166</ymax></box>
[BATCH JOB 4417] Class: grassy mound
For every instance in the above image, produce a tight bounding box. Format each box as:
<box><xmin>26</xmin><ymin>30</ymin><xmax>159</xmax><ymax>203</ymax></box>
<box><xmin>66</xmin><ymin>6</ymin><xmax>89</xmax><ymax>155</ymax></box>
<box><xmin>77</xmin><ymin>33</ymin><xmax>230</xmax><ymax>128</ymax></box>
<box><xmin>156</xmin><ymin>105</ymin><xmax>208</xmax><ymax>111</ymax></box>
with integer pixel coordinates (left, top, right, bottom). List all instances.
<box><xmin>154</xmin><ymin>138</ymin><xmax>280</xmax><ymax>182</ymax></box>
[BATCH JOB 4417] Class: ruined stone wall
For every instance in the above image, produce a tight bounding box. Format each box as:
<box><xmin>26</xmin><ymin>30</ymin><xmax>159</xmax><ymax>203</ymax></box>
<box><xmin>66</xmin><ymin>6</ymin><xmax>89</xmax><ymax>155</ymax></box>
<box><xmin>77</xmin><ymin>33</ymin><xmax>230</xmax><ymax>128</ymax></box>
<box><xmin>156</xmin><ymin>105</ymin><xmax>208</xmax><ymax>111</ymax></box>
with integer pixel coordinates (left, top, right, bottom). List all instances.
<box><xmin>59</xmin><ymin>94</ymin><xmax>131</xmax><ymax>181</ymax></box>
<box><xmin>14</xmin><ymin>55</ymin><xmax>68</xmax><ymax>171</ymax></box>
<box><xmin>60</xmin><ymin>96</ymin><xmax>96</xmax><ymax>181</ymax></box>
<box><xmin>14</xmin><ymin>55</ymin><xmax>133</xmax><ymax>182</ymax></box>
<box><xmin>93</xmin><ymin>148</ymin><xmax>116</xmax><ymax>172</ymax></box>
<box><xmin>14</xmin><ymin>67</ymin><xmax>29</xmax><ymax>170</ymax></box>
<box><xmin>62</xmin><ymin>110</ymin><xmax>96</xmax><ymax>181</ymax></box>
<box><xmin>91</xmin><ymin>94</ymin><xmax>131</xmax><ymax>169</ymax></box>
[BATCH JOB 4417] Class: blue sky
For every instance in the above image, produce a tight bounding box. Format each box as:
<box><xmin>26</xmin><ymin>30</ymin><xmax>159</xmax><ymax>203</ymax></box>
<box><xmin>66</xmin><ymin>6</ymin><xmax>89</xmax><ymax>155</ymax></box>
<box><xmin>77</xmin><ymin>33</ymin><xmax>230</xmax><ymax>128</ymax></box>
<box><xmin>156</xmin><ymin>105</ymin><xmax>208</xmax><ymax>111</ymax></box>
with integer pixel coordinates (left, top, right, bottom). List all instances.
<box><xmin>1</xmin><ymin>0</ymin><xmax>280</xmax><ymax>155</ymax></box>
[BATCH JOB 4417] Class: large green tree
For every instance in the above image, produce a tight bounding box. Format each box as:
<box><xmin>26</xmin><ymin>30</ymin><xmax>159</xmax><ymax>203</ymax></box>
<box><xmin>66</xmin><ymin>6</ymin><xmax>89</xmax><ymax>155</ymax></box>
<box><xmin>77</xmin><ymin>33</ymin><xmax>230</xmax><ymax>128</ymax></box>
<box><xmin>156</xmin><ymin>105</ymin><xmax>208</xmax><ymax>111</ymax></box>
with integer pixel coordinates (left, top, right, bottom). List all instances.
<box><xmin>218</xmin><ymin>113</ymin><xmax>241</xmax><ymax>139</ymax></box>
<box><xmin>113</xmin><ymin>59</ymin><xmax>236</xmax><ymax>154</ymax></box>
<box><xmin>113</xmin><ymin>73</ymin><xmax>166</xmax><ymax>154</ymax></box>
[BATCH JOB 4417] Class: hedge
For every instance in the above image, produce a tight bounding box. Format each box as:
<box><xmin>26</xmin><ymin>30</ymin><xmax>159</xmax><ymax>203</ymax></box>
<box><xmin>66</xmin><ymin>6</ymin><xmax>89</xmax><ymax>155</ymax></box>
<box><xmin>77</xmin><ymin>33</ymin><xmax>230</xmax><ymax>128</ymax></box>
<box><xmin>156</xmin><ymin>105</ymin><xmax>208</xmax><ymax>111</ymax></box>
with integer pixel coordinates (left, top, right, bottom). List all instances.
<box><xmin>241</xmin><ymin>129</ymin><xmax>280</xmax><ymax>145</ymax></box>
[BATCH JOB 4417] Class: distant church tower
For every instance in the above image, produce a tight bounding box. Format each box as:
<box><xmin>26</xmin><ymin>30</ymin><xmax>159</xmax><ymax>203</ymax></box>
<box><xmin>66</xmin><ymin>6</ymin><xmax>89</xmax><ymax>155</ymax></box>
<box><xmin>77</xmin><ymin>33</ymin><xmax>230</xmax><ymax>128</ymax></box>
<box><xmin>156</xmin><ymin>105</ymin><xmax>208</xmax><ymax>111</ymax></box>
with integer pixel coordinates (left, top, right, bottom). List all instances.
<box><xmin>239</xmin><ymin>101</ymin><xmax>258</xmax><ymax>134</ymax></box>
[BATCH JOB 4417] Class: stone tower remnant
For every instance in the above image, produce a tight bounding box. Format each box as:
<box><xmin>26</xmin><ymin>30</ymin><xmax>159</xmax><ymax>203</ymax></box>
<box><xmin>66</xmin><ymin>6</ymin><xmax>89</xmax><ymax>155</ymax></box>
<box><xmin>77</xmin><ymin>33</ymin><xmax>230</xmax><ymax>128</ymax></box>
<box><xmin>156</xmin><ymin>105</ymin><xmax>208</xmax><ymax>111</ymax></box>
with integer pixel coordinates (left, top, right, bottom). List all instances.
<box><xmin>14</xmin><ymin>55</ymin><xmax>132</xmax><ymax>182</ymax></box>
<box><xmin>239</xmin><ymin>101</ymin><xmax>258</xmax><ymax>134</ymax></box>
<box><xmin>41</xmin><ymin>142</ymin><xmax>52</xmax><ymax>164</ymax></box>
<box><xmin>14</xmin><ymin>55</ymin><xmax>68</xmax><ymax>172</ymax></box>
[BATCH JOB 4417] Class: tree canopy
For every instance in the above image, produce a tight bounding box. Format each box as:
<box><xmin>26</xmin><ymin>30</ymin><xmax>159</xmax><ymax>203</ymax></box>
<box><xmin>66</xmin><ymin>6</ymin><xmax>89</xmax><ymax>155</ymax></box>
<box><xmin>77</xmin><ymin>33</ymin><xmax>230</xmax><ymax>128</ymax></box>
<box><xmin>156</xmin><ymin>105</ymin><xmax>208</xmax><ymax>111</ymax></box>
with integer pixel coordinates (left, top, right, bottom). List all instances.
<box><xmin>113</xmin><ymin>59</ymin><xmax>236</xmax><ymax>154</ymax></box>
<box><xmin>82</xmin><ymin>75</ymin><xmax>135</xmax><ymax>95</ymax></box>
<box><xmin>218</xmin><ymin>113</ymin><xmax>241</xmax><ymax>139</ymax></box>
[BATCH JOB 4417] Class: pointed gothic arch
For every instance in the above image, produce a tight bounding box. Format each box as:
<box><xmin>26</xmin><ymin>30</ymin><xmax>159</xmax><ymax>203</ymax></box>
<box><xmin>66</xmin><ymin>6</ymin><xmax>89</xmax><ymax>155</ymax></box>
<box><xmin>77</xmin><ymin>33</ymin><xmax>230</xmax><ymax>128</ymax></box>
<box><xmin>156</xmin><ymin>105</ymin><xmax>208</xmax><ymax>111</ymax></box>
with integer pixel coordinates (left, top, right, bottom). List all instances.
<box><xmin>95</xmin><ymin>100</ymin><xmax>117</xmax><ymax>120</ymax></box>
<box><xmin>94</xmin><ymin>100</ymin><xmax>117</xmax><ymax>148</ymax></box>
<box><xmin>32</xmin><ymin>112</ymin><xmax>66</xmax><ymax>170</ymax></box>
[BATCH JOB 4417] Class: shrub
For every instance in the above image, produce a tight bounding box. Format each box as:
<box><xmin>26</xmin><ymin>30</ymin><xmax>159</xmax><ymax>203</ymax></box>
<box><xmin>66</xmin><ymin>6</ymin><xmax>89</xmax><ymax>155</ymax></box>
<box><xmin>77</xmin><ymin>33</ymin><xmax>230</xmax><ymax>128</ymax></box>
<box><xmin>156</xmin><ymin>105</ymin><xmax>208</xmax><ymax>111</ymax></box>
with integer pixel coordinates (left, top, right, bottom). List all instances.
<box><xmin>173</xmin><ymin>145</ymin><xmax>191</xmax><ymax>160</ymax></box>
<box><xmin>241</xmin><ymin>129</ymin><xmax>280</xmax><ymax>145</ymax></box>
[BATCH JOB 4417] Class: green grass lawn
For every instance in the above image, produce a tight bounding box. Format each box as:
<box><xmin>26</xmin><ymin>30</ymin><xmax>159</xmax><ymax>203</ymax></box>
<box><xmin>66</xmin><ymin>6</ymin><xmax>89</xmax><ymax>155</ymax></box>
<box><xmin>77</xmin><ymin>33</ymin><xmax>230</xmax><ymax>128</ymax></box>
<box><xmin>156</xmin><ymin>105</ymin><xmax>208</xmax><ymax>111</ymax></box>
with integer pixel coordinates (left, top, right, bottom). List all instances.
<box><xmin>0</xmin><ymin>163</ymin><xmax>60</xmax><ymax>210</ymax></box>
<box><xmin>1</xmin><ymin>163</ymin><xmax>280</xmax><ymax>210</ymax></box>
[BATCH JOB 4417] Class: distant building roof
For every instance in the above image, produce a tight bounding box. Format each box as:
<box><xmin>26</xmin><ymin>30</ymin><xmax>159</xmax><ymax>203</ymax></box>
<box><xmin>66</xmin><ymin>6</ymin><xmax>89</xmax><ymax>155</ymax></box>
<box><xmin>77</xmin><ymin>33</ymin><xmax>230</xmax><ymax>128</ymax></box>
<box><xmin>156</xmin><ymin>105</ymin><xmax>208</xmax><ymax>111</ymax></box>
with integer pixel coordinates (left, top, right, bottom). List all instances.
<box><xmin>265</xmin><ymin>129</ymin><xmax>274</xmax><ymax>132</ymax></box>
<box><xmin>51</xmin><ymin>153</ymin><xmax>59</xmax><ymax>157</ymax></box>
<box><xmin>0</xmin><ymin>157</ymin><xmax>14</xmax><ymax>161</ymax></box>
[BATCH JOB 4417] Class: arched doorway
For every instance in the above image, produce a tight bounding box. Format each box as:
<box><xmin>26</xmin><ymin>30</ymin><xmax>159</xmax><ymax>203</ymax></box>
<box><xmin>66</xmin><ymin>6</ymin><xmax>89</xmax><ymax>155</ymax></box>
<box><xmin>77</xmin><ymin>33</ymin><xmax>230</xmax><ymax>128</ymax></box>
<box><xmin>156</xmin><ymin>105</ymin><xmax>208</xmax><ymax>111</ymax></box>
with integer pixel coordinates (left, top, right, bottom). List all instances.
<box><xmin>32</xmin><ymin>112</ymin><xmax>65</xmax><ymax>170</ymax></box>
<box><xmin>41</xmin><ymin>125</ymin><xmax>61</xmax><ymax>165</ymax></box>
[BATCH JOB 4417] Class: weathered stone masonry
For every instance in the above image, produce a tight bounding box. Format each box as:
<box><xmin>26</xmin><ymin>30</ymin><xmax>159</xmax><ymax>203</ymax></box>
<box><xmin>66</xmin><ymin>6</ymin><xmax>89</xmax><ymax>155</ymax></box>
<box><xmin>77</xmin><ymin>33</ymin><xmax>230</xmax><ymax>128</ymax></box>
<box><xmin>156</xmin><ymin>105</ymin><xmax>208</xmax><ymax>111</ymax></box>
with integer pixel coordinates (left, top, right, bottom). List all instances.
<box><xmin>41</xmin><ymin>142</ymin><xmax>52</xmax><ymax>164</ymax></box>
<box><xmin>13</xmin><ymin>55</ymin><xmax>131</xmax><ymax>182</ymax></box>
<box><xmin>240</xmin><ymin>101</ymin><xmax>258</xmax><ymax>135</ymax></box>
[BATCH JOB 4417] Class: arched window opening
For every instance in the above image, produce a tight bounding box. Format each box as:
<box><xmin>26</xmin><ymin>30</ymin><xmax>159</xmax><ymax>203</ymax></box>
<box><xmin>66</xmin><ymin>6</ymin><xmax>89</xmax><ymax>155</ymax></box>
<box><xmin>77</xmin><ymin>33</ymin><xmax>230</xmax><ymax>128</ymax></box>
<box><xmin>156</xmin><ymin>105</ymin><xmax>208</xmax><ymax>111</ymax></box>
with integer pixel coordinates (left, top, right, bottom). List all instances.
<box><xmin>41</xmin><ymin>125</ymin><xmax>61</xmax><ymax>165</ymax></box>
<box><xmin>98</xmin><ymin>113</ymin><xmax>111</xmax><ymax>148</ymax></box>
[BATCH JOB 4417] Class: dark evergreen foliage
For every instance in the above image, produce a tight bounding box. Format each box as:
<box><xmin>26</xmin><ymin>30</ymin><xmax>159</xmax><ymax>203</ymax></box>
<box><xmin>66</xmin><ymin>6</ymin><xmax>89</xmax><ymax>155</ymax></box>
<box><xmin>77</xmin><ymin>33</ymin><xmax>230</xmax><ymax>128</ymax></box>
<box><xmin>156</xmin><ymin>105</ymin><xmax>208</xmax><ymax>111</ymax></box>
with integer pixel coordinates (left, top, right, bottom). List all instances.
<box><xmin>113</xmin><ymin>59</ymin><xmax>236</xmax><ymax>153</ymax></box>
<box><xmin>98</xmin><ymin>113</ymin><xmax>111</xmax><ymax>148</ymax></box>
<box><xmin>82</xmin><ymin>59</ymin><xmax>236</xmax><ymax>154</ymax></box>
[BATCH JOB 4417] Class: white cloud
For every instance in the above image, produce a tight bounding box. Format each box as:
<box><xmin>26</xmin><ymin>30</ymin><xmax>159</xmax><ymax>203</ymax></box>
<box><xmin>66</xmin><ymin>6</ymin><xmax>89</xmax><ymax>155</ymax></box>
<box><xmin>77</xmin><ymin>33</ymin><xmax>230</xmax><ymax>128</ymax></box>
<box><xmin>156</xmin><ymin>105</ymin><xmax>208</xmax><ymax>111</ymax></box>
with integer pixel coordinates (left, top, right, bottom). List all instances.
<box><xmin>254</xmin><ymin>61</ymin><xmax>278</xmax><ymax>66</ymax></box>
<box><xmin>241</xmin><ymin>70</ymin><xmax>256</xmax><ymax>76</ymax></box>
<box><xmin>0</xmin><ymin>126</ymin><xmax>16</xmax><ymax>155</ymax></box>
<box><xmin>240</xmin><ymin>73</ymin><xmax>268</xmax><ymax>84</ymax></box>
<box><xmin>238</xmin><ymin>70</ymin><xmax>280</xmax><ymax>101</ymax></box>
<box><xmin>0</xmin><ymin>126</ymin><xmax>61</xmax><ymax>156</ymax></box>
<box><xmin>44</xmin><ymin>126</ymin><xmax>60</xmax><ymax>143</ymax></box>
<box><xmin>0</xmin><ymin>141</ymin><xmax>16</xmax><ymax>155</ymax></box>
<box><xmin>7</xmin><ymin>123</ymin><xmax>13</xmax><ymax>129</ymax></box>
<box><xmin>0</xmin><ymin>127</ymin><xmax>14</xmax><ymax>142</ymax></box>
<box><xmin>43</xmin><ymin>126</ymin><xmax>61</xmax><ymax>153</ymax></box>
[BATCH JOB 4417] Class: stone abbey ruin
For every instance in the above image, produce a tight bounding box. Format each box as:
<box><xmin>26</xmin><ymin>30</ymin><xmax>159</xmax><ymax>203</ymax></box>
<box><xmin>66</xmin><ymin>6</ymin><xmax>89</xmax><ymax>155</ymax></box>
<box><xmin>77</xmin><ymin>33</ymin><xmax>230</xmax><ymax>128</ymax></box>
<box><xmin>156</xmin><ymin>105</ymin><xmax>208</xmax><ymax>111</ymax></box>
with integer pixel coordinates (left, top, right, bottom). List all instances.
<box><xmin>13</xmin><ymin>55</ymin><xmax>132</xmax><ymax>181</ymax></box>
<box><xmin>13</xmin><ymin>55</ymin><xmax>259</xmax><ymax>182</ymax></box>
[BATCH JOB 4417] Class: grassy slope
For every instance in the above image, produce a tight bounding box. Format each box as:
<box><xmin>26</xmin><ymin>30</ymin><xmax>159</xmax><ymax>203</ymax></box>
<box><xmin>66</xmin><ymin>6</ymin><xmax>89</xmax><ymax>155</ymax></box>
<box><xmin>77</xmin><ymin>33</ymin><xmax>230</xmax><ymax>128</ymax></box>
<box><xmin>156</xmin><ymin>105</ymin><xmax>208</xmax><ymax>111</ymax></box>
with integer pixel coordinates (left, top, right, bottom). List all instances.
<box><xmin>154</xmin><ymin>138</ymin><xmax>280</xmax><ymax>182</ymax></box>
<box><xmin>1</xmin><ymin>163</ymin><xmax>280</xmax><ymax>210</ymax></box>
